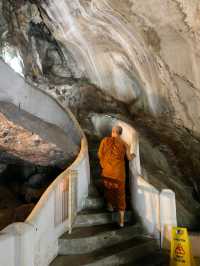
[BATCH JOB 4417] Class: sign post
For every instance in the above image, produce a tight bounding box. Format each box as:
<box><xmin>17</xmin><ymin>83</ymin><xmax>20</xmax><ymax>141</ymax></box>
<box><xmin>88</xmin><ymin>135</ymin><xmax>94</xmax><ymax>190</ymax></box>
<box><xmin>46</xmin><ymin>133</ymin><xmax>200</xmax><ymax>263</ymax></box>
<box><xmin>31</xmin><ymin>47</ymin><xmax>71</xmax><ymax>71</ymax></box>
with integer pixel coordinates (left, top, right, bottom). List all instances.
<box><xmin>170</xmin><ymin>227</ymin><xmax>196</xmax><ymax>266</ymax></box>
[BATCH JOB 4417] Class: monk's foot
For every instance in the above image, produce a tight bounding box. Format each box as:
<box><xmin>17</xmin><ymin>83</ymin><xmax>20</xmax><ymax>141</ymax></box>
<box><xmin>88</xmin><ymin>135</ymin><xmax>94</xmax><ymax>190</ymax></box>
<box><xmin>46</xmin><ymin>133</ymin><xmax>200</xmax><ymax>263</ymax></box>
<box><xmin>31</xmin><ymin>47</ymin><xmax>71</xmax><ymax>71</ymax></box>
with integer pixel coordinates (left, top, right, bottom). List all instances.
<box><xmin>119</xmin><ymin>223</ymin><xmax>124</xmax><ymax>228</ymax></box>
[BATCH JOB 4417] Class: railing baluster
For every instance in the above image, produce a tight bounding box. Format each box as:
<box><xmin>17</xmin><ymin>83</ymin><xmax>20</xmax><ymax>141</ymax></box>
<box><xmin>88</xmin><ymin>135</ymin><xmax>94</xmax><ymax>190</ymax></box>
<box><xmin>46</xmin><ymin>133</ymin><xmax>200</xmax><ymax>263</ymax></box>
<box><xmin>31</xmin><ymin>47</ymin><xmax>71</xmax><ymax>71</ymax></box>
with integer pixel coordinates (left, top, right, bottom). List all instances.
<box><xmin>68</xmin><ymin>170</ymin><xmax>78</xmax><ymax>234</ymax></box>
<box><xmin>54</xmin><ymin>172</ymin><xmax>70</xmax><ymax>226</ymax></box>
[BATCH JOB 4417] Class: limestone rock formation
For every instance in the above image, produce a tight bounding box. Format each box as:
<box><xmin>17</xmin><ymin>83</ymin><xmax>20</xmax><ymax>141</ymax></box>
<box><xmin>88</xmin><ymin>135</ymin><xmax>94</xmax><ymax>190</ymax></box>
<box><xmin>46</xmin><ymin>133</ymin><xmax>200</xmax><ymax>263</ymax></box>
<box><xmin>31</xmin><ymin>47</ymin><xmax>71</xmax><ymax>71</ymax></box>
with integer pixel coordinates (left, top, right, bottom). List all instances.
<box><xmin>1</xmin><ymin>0</ymin><xmax>200</xmax><ymax>230</ymax></box>
<box><xmin>2</xmin><ymin>1</ymin><xmax>200</xmax><ymax>133</ymax></box>
<box><xmin>35</xmin><ymin>0</ymin><xmax>200</xmax><ymax>133</ymax></box>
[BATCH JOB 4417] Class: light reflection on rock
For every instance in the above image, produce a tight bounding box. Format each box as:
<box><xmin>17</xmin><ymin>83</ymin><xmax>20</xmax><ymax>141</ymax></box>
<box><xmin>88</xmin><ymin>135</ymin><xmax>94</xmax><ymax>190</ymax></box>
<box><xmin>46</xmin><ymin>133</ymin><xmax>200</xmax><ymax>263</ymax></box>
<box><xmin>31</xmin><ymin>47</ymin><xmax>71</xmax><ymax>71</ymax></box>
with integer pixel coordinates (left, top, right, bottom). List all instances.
<box><xmin>38</xmin><ymin>0</ymin><xmax>200</xmax><ymax>132</ymax></box>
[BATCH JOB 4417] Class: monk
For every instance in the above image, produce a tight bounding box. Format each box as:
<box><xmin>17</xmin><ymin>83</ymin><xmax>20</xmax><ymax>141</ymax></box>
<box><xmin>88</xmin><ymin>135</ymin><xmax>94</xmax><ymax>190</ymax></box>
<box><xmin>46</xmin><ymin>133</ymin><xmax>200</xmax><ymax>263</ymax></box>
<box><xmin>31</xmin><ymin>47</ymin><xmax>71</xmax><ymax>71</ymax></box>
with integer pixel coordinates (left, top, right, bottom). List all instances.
<box><xmin>98</xmin><ymin>126</ymin><xmax>135</xmax><ymax>227</ymax></box>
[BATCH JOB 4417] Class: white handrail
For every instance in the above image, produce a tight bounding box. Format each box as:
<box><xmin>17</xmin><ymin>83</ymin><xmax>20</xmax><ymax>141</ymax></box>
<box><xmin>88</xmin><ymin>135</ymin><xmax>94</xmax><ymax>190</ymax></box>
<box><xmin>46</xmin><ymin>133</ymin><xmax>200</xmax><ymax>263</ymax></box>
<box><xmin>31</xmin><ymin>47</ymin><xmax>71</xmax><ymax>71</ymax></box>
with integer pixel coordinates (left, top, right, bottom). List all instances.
<box><xmin>25</xmin><ymin>138</ymin><xmax>89</xmax><ymax>266</ymax></box>
<box><xmin>117</xmin><ymin>120</ymin><xmax>177</xmax><ymax>246</ymax></box>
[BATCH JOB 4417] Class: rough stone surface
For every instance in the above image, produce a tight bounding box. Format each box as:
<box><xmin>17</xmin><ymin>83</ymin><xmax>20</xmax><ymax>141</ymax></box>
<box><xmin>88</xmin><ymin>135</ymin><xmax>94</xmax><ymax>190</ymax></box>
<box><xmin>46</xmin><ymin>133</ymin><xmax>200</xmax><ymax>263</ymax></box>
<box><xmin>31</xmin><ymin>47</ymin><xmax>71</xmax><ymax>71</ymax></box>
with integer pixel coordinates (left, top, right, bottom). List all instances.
<box><xmin>35</xmin><ymin>0</ymin><xmax>200</xmax><ymax>134</ymax></box>
<box><xmin>0</xmin><ymin>102</ymin><xmax>78</xmax><ymax>167</ymax></box>
<box><xmin>13</xmin><ymin>203</ymin><xmax>35</xmax><ymax>222</ymax></box>
<box><xmin>2</xmin><ymin>0</ymin><xmax>200</xmax><ymax>134</ymax></box>
<box><xmin>27</xmin><ymin>173</ymin><xmax>48</xmax><ymax>188</ymax></box>
<box><xmin>0</xmin><ymin>164</ymin><xmax>7</xmax><ymax>175</ymax></box>
<box><xmin>0</xmin><ymin>184</ymin><xmax>21</xmax><ymax>230</ymax></box>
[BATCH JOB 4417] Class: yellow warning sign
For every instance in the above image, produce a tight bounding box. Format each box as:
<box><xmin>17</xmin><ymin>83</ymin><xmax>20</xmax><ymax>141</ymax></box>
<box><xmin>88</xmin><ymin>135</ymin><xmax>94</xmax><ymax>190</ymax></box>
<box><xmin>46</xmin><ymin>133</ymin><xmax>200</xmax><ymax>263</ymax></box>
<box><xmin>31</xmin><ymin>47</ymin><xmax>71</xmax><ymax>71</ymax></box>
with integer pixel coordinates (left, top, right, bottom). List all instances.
<box><xmin>170</xmin><ymin>227</ymin><xmax>196</xmax><ymax>266</ymax></box>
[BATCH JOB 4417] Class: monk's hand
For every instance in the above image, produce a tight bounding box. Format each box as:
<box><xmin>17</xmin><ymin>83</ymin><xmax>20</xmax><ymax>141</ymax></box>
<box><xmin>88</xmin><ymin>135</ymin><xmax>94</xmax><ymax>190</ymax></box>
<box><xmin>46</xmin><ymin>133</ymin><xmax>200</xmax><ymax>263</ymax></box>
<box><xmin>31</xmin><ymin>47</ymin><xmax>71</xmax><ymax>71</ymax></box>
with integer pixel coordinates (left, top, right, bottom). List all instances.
<box><xmin>130</xmin><ymin>153</ymin><xmax>136</xmax><ymax>160</ymax></box>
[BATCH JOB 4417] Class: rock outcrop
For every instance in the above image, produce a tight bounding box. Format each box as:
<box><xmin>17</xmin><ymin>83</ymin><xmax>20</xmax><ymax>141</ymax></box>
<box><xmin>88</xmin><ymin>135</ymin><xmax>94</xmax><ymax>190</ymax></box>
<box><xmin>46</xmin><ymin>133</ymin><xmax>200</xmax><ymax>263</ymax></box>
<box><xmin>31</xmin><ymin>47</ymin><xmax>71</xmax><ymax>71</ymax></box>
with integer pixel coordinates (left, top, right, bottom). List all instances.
<box><xmin>1</xmin><ymin>0</ymin><xmax>200</xmax><ymax>133</ymax></box>
<box><xmin>0</xmin><ymin>102</ymin><xmax>78</xmax><ymax>167</ymax></box>
<box><xmin>1</xmin><ymin>0</ymin><xmax>200</xmax><ymax>230</ymax></box>
<box><xmin>36</xmin><ymin>0</ymin><xmax>200</xmax><ymax>133</ymax></box>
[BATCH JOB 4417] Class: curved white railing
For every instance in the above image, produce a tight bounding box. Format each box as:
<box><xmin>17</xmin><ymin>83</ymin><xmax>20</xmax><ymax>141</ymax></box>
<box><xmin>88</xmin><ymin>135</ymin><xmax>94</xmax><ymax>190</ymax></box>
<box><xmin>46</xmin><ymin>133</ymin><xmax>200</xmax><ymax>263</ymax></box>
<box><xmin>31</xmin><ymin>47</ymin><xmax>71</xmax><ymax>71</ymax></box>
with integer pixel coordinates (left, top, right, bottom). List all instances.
<box><xmin>0</xmin><ymin>60</ymin><xmax>90</xmax><ymax>266</ymax></box>
<box><xmin>0</xmin><ymin>138</ymin><xmax>90</xmax><ymax>266</ymax></box>
<box><xmin>24</xmin><ymin>137</ymin><xmax>90</xmax><ymax>266</ymax></box>
<box><xmin>90</xmin><ymin>113</ymin><xmax>177</xmax><ymax>247</ymax></box>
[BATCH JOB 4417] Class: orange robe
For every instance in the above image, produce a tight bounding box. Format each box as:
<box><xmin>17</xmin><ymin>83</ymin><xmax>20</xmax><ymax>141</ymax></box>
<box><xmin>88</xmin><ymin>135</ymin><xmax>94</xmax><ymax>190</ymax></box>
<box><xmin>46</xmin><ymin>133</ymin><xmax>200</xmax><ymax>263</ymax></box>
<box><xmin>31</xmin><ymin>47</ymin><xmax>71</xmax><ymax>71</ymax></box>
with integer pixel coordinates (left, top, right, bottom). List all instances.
<box><xmin>98</xmin><ymin>137</ymin><xmax>127</xmax><ymax>211</ymax></box>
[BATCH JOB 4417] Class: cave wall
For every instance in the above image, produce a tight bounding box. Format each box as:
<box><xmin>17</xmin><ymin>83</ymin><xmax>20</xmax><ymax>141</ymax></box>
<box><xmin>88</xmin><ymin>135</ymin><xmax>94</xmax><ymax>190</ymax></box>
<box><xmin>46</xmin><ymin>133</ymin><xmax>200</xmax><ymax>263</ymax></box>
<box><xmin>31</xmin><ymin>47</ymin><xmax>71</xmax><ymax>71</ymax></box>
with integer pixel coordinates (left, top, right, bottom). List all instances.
<box><xmin>1</xmin><ymin>1</ymin><xmax>200</xmax><ymax>133</ymax></box>
<box><xmin>36</xmin><ymin>0</ymin><xmax>200</xmax><ymax>133</ymax></box>
<box><xmin>1</xmin><ymin>0</ymin><xmax>200</xmax><ymax>229</ymax></box>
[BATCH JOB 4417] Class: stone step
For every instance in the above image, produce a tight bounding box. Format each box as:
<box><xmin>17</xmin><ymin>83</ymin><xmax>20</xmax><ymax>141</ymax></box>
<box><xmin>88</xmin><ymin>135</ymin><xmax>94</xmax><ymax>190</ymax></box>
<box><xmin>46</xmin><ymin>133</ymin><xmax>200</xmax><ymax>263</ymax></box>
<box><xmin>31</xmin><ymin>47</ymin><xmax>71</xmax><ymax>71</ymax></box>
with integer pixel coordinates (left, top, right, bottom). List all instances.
<box><xmin>88</xmin><ymin>185</ymin><xmax>99</xmax><ymax>198</ymax></box>
<box><xmin>59</xmin><ymin>223</ymin><xmax>144</xmax><ymax>255</ymax></box>
<box><xmin>75</xmin><ymin>210</ymin><xmax>134</xmax><ymax>228</ymax></box>
<box><xmin>122</xmin><ymin>250</ymin><xmax>169</xmax><ymax>266</ymax></box>
<box><xmin>74</xmin><ymin>211</ymin><xmax>112</xmax><ymax>228</ymax></box>
<box><xmin>84</xmin><ymin>197</ymin><xmax>104</xmax><ymax>210</ymax></box>
<box><xmin>50</xmin><ymin>237</ymin><xmax>157</xmax><ymax>266</ymax></box>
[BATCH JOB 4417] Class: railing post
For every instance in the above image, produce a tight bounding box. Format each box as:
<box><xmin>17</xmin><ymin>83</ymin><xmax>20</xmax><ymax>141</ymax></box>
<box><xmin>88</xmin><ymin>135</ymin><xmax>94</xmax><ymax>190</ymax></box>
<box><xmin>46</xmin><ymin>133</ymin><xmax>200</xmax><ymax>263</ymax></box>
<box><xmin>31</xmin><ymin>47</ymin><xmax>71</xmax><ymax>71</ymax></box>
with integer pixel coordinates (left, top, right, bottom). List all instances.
<box><xmin>68</xmin><ymin>170</ymin><xmax>78</xmax><ymax>234</ymax></box>
<box><xmin>160</xmin><ymin>189</ymin><xmax>177</xmax><ymax>249</ymax></box>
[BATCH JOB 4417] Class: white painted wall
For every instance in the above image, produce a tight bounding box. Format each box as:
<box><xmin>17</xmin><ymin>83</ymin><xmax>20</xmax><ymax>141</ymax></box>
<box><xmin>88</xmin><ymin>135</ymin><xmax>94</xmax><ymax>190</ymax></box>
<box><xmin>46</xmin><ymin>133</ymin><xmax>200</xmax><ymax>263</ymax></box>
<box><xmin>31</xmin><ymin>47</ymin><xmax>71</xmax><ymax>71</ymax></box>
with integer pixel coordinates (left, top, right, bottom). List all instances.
<box><xmin>132</xmin><ymin>174</ymin><xmax>161</xmax><ymax>239</ymax></box>
<box><xmin>1</xmin><ymin>223</ymin><xmax>35</xmax><ymax>266</ymax></box>
<box><xmin>160</xmin><ymin>189</ymin><xmax>177</xmax><ymax>248</ymax></box>
<box><xmin>72</xmin><ymin>148</ymin><xmax>90</xmax><ymax>212</ymax></box>
<box><xmin>0</xmin><ymin>234</ymin><xmax>15</xmax><ymax>266</ymax></box>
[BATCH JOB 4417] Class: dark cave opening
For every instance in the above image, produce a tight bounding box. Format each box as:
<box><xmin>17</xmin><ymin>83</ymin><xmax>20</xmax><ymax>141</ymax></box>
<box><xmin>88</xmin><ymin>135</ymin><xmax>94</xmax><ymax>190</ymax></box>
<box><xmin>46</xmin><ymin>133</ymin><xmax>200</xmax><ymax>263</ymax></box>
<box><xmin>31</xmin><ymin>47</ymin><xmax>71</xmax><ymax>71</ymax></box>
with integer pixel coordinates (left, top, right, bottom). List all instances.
<box><xmin>0</xmin><ymin>162</ymin><xmax>62</xmax><ymax>230</ymax></box>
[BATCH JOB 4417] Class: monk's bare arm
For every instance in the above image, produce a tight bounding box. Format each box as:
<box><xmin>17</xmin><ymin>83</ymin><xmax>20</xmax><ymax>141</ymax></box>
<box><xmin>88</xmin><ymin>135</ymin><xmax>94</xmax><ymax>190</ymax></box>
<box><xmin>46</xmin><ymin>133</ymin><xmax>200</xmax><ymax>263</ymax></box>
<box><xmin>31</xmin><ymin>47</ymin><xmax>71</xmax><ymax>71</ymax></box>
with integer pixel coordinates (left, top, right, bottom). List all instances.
<box><xmin>98</xmin><ymin>138</ymin><xmax>106</xmax><ymax>161</ymax></box>
<box><xmin>125</xmin><ymin>143</ymin><xmax>136</xmax><ymax>161</ymax></box>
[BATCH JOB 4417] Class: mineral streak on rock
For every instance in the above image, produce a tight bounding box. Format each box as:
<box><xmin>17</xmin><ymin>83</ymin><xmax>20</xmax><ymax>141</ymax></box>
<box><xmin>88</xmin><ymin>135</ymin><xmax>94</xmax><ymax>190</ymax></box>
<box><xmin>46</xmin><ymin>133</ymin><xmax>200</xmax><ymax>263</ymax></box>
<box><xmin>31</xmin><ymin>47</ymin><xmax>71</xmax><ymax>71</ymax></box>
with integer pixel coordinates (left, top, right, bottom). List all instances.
<box><xmin>35</xmin><ymin>0</ymin><xmax>200</xmax><ymax>133</ymax></box>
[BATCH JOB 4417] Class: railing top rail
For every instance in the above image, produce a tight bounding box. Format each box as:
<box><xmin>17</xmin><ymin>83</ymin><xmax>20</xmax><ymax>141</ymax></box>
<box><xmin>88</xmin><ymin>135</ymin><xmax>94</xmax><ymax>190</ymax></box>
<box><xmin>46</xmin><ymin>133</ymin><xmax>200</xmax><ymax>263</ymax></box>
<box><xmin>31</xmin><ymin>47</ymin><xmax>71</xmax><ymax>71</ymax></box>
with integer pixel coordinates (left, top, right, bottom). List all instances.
<box><xmin>26</xmin><ymin>137</ymin><xmax>88</xmax><ymax>223</ymax></box>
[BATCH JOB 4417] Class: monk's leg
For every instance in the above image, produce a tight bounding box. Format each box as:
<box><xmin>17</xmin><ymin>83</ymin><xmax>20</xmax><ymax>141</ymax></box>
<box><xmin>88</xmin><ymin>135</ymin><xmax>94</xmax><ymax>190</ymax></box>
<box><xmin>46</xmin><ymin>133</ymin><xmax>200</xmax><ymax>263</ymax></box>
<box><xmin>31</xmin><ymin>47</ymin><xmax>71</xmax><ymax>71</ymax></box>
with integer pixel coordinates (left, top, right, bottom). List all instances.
<box><xmin>119</xmin><ymin>211</ymin><xmax>125</xmax><ymax>227</ymax></box>
<box><xmin>103</xmin><ymin>178</ymin><xmax>117</xmax><ymax>211</ymax></box>
<box><xmin>105</xmin><ymin>187</ymin><xmax>115</xmax><ymax>211</ymax></box>
<box><xmin>118</xmin><ymin>183</ymin><xmax>126</xmax><ymax>227</ymax></box>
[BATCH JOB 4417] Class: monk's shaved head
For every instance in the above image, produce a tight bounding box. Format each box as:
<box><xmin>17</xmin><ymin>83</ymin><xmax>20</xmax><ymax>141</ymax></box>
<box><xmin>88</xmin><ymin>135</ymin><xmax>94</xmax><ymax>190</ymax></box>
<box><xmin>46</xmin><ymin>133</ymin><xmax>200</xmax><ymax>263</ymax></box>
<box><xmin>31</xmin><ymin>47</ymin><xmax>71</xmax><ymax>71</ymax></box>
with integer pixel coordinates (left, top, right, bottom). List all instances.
<box><xmin>112</xmin><ymin>126</ymin><xmax>123</xmax><ymax>137</ymax></box>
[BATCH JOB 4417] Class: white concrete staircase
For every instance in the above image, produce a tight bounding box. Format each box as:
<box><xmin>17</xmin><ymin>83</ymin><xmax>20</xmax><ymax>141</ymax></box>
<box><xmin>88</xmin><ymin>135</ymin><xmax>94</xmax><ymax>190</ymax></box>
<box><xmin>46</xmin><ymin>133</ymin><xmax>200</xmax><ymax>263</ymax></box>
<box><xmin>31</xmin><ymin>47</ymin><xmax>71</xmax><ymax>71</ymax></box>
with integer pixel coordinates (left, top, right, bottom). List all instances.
<box><xmin>50</xmin><ymin>135</ymin><xmax>169</xmax><ymax>266</ymax></box>
<box><xmin>50</xmin><ymin>186</ymin><xmax>163</xmax><ymax>266</ymax></box>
